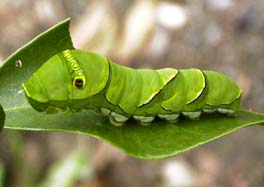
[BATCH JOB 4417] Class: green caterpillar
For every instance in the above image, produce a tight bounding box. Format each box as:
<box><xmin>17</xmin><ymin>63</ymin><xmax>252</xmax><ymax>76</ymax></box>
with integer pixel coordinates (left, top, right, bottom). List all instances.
<box><xmin>22</xmin><ymin>50</ymin><xmax>242</xmax><ymax>126</ymax></box>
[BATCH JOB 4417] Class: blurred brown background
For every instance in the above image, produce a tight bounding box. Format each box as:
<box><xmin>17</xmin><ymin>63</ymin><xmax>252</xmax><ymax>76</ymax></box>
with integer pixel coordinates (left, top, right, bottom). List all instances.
<box><xmin>0</xmin><ymin>0</ymin><xmax>264</xmax><ymax>187</ymax></box>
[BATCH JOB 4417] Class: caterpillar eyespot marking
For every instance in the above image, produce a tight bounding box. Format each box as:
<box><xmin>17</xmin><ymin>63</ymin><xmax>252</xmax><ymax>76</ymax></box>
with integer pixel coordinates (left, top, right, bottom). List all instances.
<box><xmin>22</xmin><ymin>49</ymin><xmax>242</xmax><ymax>126</ymax></box>
<box><xmin>62</xmin><ymin>50</ymin><xmax>86</xmax><ymax>89</ymax></box>
<box><xmin>74</xmin><ymin>79</ymin><xmax>84</xmax><ymax>88</ymax></box>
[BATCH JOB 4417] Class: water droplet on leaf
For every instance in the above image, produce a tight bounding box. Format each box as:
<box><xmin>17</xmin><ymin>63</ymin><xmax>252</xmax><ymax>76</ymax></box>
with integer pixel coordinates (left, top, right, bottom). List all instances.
<box><xmin>15</xmin><ymin>60</ymin><xmax>23</xmax><ymax>68</ymax></box>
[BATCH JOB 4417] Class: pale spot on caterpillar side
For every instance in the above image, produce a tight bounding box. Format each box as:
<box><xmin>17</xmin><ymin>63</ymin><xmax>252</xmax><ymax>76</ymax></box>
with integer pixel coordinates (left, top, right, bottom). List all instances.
<box><xmin>133</xmin><ymin>115</ymin><xmax>155</xmax><ymax>125</ymax></box>
<box><xmin>203</xmin><ymin>109</ymin><xmax>216</xmax><ymax>114</ymax></box>
<box><xmin>109</xmin><ymin>116</ymin><xmax>125</xmax><ymax>126</ymax></box>
<box><xmin>217</xmin><ymin>108</ymin><xmax>234</xmax><ymax>114</ymax></box>
<box><xmin>101</xmin><ymin>108</ymin><xmax>111</xmax><ymax>115</ymax></box>
<box><xmin>182</xmin><ymin>111</ymin><xmax>201</xmax><ymax>119</ymax></box>
<box><xmin>158</xmin><ymin>114</ymin><xmax>180</xmax><ymax>122</ymax></box>
<box><xmin>110</xmin><ymin>112</ymin><xmax>129</xmax><ymax>123</ymax></box>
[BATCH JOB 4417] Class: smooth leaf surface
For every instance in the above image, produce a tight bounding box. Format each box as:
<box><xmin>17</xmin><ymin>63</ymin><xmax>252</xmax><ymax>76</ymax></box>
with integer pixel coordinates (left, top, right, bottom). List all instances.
<box><xmin>3</xmin><ymin>109</ymin><xmax>264</xmax><ymax>159</ymax></box>
<box><xmin>1</xmin><ymin>19</ymin><xmax>264</xmax><ymax>159</ymax></box>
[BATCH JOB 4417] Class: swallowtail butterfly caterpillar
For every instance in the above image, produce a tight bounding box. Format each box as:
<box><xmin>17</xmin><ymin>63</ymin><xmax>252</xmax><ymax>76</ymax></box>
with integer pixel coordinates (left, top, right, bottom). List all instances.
<box><xmin>22</xmin><ymin>50</ymin><xmax>242</xmax><ymax>126</ymax></box>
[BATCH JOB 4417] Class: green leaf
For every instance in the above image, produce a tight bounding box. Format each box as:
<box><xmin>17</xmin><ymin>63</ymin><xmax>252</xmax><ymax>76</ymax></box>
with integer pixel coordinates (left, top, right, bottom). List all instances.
<box><xmin>1</xmin><ymin>19</ymin><xmax>264</xmax><ymax>159</ymax></box>
<box><xmin>3</xmin><ymin>109</ymin><xmax>264</xmax><ymax>159</ymax></box>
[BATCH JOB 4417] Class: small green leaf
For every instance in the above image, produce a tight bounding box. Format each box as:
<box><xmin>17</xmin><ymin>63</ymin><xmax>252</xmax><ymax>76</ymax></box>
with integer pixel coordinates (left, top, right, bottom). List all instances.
<box><xmin>1</xmin><ymin>19</ymin><xmax>264</xmax><ymax>159</ymax></box>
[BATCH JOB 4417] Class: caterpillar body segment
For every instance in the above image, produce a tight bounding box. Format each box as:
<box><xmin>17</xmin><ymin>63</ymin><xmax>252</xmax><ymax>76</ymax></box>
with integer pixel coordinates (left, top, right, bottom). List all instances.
<box><xmin>22</xmin><ymin>50</ymin><xmax>242</xmax><ymax>126</ymax></box>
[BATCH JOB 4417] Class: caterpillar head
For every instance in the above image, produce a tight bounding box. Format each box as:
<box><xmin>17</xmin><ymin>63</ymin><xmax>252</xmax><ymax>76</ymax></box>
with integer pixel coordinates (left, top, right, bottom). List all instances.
<box><xmin>22</xmin><ymin>50</ymin><xmax>109</xmax><ymax>112</ymax></box>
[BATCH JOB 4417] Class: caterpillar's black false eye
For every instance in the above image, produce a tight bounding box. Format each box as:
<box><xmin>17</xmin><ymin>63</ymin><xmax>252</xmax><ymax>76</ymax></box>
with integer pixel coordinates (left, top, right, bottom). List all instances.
<box><xmin>74</xmin><ymin>79</ymin><xmax>84</xmax><ymax>88</ymax></box>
